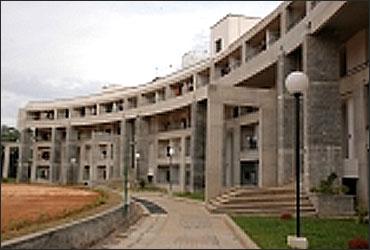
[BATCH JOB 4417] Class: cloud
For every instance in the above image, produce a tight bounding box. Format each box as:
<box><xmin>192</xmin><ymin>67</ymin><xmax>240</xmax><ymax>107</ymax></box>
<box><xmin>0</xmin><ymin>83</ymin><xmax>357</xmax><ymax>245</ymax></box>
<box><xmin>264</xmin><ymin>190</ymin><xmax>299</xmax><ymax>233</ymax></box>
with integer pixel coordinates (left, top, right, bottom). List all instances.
<box><xmin>1</xmin><ymin>1</ymin><xmax>282</xmax><ymax>127</ymax></box>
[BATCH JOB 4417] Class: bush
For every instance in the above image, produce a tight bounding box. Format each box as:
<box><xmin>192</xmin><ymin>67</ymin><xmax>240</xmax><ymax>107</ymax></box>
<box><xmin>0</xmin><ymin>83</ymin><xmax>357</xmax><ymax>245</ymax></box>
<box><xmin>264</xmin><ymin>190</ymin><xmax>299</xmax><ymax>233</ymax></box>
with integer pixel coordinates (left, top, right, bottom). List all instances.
<box><xmin>356</xmin><ymin>206</ymin><xmax>369</xmax><ymax>224</ymax></box>
<box><xmin>310</xmin><ymin>172</ymin><xmax>349</xmax><ymax>195</ymax></box>
<box><xmin>280</xmin><ymin>212</ymin><xmax>293</xmax><ymax>220</ymax></box>
<box><xmin>348</xmin><ymin>237</ymin><xmax>368</xmax><ymax>249</ymax></box>
<box><xmin>139</xmin><ymin>178</ymin><xmax>146</xmax><ymax>189</ymax></box>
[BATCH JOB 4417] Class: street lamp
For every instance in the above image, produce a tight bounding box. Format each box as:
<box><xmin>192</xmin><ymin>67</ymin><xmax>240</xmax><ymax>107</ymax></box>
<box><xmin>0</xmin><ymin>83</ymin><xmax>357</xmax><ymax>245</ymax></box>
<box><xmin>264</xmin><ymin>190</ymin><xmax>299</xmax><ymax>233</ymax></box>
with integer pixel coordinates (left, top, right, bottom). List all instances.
<box><xmin>166</xmin><ymin>146</ymin><xmax>175</xmax><ymax>193</ymax></box>
<box><xmin>135</xmin><ymin>152</ymin><xmax>140</xmax><ymax>185</ymax></box>
<box><xmin>70</xmin><ymin>157</ymin><xmax>76</xmax><ymax>185</ymax></box>
<box><xmin>285</xmin><ymin>71</ymin><xmax>309</xmax><ymax>249</ymax></box>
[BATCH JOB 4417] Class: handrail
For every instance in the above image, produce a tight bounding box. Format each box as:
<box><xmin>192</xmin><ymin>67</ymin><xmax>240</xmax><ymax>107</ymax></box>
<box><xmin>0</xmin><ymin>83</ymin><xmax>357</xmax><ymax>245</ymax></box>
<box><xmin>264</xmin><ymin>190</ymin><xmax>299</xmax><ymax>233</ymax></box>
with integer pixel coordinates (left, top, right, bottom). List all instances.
<box><xmin>346</xmin><ymin>60</ymin><xmax>369</xmax><ymax>77</ymax></box>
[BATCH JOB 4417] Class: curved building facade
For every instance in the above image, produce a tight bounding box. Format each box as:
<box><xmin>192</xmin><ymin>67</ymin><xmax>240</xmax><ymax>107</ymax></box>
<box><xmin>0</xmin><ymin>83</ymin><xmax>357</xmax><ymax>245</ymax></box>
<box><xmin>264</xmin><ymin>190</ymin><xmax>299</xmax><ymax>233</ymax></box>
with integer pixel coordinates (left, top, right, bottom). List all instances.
<box><xmin>12</xmin><ymin>1</ymin><xmax>369</xmax><ymax>207</ymax></box>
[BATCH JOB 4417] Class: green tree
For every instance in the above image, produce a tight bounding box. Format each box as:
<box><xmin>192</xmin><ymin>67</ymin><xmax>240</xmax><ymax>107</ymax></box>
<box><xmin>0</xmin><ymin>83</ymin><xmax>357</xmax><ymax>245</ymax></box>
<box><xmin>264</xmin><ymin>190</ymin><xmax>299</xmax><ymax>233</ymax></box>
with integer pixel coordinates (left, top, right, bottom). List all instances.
<box><xmin>1</xmin><ymin>125</ymin><xmax>20</xmax><ymax>142</ymax></box>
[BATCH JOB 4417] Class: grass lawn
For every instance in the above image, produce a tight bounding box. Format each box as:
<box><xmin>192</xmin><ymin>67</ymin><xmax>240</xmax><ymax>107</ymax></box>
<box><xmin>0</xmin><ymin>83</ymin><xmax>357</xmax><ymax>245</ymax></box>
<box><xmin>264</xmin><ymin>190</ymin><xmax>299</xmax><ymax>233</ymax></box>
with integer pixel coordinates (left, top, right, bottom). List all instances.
<box><xmin>173</xmin><ymin>191</ymin><xmax>204</xmax><ymax>201</ymax></box>
<box><xmin>232</xmin><ymin>216</ymin><xmax>368</xmax><ymax>249</ymax></box>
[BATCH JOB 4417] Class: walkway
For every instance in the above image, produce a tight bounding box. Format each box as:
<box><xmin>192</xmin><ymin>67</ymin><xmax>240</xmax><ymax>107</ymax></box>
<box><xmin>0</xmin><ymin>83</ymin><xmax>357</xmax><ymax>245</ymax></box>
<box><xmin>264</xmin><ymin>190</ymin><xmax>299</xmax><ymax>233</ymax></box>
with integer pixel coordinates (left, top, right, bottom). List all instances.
<box><xmin>93</xmin><ymin>192</ymin><xmax>254</xmax><ymax>249</ymax></box>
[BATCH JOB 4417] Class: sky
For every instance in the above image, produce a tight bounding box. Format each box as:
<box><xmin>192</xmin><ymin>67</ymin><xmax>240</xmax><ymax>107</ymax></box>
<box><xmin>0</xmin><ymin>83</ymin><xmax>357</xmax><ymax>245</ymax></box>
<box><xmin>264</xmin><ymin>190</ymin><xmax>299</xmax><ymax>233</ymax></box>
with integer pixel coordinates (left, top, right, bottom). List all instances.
<box><xmin>1</xmin><ymin>1</ymin><xmax>282</xmax><ymax>127</ymax></box>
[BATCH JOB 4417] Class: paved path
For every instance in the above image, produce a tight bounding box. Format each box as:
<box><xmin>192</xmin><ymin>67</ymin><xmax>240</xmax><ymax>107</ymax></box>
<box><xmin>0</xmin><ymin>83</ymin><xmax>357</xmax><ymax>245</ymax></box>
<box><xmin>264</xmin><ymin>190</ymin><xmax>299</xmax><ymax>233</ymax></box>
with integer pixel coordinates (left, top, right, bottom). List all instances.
<box><xmin>93</xmin><ymin>193</ymin><xmax>250</xmax><ymax>249</ymax></box>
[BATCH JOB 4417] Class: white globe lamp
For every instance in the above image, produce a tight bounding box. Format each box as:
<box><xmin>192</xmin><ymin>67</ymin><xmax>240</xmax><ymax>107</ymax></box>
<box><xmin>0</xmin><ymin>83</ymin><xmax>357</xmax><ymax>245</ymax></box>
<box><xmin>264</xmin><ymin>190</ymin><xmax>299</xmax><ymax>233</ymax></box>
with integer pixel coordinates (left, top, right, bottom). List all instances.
<box><xmin>285</xmin><ymin>71</ymin><xmax>309</xmax><ymax>94</ymax></box>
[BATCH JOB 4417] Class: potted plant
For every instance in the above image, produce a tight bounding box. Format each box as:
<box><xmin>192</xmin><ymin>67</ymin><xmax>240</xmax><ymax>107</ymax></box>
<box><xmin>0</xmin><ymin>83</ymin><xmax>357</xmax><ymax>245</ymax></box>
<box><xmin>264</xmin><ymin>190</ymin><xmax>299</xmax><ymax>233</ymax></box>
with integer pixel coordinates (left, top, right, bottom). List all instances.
<box><xmin>309</xmin><ymin>172</ymin><xmax>355</xmax><ymax>217</ymax></box>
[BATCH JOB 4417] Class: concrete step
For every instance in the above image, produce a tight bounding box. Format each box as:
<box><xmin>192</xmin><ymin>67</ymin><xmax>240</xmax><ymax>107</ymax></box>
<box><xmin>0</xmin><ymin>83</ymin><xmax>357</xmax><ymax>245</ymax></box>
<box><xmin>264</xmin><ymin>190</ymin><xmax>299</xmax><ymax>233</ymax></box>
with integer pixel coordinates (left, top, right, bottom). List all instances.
<box><xmin>215</xmin><ymin>194</ymin><xmax>310</xmax><ymax>204</ymax></box>
<box><xmin>212</xmin><ymin>207</ymin><xmax>317</xmax><ymax>215</ymax></box>
<box><xmin>208</xmin><ymin>185</ymin><xmax>317</xmax><ymax>217</ymax></box>
<box><xmin>210</xmin><ymin>202</ymin><xmax>315</xmax><ymax>210</ymax></box>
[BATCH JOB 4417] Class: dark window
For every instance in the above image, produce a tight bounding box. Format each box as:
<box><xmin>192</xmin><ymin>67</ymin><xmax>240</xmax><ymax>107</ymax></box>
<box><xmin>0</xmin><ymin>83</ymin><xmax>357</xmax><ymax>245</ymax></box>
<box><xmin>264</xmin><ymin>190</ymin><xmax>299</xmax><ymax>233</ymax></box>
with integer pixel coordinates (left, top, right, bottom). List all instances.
<box><xmin>215</xmin><ymin>39</ymin><xmax>222</xmax><ymax>53</ymax></box>
<box><xmin>166</xmin><ymin>170</ymin><xmax>170</xmax><ymax>182</ymax></box>
<box><xmin>233</xmin><ymin>107</ymin><xmax>239</xmax><ymax>118</ymax></box>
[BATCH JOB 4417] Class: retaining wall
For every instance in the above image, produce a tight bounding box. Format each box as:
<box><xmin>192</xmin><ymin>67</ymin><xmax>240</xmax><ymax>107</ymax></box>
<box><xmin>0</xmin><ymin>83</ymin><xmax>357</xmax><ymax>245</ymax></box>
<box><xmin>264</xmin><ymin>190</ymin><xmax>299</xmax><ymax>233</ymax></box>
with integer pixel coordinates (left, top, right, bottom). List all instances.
<box><xmin>1</xmin><ymin>202</ymin><xmax>143</xmax><ymax>249</ymax></box>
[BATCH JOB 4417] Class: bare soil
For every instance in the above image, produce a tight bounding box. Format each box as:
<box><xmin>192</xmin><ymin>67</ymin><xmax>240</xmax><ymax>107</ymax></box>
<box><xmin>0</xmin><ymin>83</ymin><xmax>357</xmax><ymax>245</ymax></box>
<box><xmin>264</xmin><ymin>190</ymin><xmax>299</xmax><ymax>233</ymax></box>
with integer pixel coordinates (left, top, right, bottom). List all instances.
<box><xmin>1</xmin><ymin>184</ymin><xmax>99</xmax><ymax>235</ymax></box>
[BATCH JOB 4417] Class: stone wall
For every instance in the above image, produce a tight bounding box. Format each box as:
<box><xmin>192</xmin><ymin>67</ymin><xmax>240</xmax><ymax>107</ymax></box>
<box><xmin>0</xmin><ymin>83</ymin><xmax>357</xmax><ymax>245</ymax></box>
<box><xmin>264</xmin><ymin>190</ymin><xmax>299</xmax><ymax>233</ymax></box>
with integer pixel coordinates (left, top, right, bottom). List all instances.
<box><xmin>1</xmin><ymin>202</ymin><xmax>143</xmax><ymax>249</ymax></box>
<box><xmin>190</xmin><ymin>100</ymin><xmax>207</xmax><ymax>192</ymax></box>
<box><xmin>310</xmin><ymin>194</ymin><xmax>355</xmax><ymax>217</ymax></box>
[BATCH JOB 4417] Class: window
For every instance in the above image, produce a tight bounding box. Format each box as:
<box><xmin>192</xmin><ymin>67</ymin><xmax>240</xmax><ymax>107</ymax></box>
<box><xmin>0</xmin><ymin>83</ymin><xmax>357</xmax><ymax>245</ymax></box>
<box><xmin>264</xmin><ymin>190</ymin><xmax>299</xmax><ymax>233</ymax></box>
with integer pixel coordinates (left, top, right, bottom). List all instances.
<box><xmin>83</xmin><ymin>166</ymin><xmax>90</xmax><ymax>180</ymax></box>
<box><xmin>215</xmin><ymin>38</ymin><xmax>222</xmax><ymax>53</ymax></box>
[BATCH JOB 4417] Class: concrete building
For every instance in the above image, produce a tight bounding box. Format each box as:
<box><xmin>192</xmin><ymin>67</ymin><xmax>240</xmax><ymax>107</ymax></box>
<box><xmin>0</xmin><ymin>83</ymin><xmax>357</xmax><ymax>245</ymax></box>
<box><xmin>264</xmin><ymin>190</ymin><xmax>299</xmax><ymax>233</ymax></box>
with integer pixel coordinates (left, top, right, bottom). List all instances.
<box><xmin>12</xmin><ymin>1</ymin><xmax>369</xmax><ymax>208</ymax></box>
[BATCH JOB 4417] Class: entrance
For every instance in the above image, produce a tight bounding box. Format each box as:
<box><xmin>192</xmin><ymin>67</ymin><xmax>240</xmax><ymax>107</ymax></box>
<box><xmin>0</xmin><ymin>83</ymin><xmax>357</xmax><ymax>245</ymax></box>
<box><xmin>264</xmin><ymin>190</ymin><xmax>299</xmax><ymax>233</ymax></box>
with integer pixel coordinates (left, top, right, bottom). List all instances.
<box><xmin>240</xmin><ymin>161</ymin><xmax>258</xmax><ymax>186</ymax></box>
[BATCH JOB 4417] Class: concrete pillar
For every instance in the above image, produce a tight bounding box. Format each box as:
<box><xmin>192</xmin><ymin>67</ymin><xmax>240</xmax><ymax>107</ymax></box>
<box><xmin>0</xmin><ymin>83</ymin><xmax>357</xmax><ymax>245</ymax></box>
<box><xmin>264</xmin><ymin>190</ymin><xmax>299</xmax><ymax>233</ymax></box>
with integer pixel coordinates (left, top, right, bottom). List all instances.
<box><xmin>135</xmin><ymin>117</ymin><xmax>150</xmax><ymax>182</ymax></box>
<box><xmin>2</xmin><ymin>146</ymin><xmax>10</xmax><ymax>179</ymax></box>
<box><xmin>190</xmin><ymin>100</ymin><xmax>207</xmax><ymax>192</ymax></box>
<box><xmin>241</xmin><ymin>42</ymin><xmax>247</xmax><ymax>65</ymax></box>
<box><xmin>352</xmin><ymin>86</ymin><xmax>368</xmax><ymax>208</ymax></box>
<box><xmin>63</xmin><ymin>126</ymin><xmax>78</xmax><ymax>184</ymax></box>
<box><xmin>259</xmin><ymin>99</ymin><xmax>278</xmax><ymax>187</ymax></box>
<box><xmin>280</xmin><ymin>8</ymin><xmax>288</xmax><ymax>35</ymax></box>
<box><xmin>31</xmin><ymin>145</ymin><xmax>37</xmax><ymax>181</ymax></box>
<box><xmin>205</xmin><ymin>85</ymin><xmax>224</xmax><ymax>200</ymax></box>
<box><xmin>303</xmin><ymin>33</ymin><xmax>342</xmax><ymax>192</ymax></box>
<box><xmin>276</xmin><ymin>54</ymin><xmax>296</xmax><ymax>185</ymax></box>
<box><xmin>266</xmin><ymin>29</ymin><xmax>271</xmax><ymax>49</ymax></box>
<box><xmin>233</xmin><ymin>126</ymin><xmax>241</xmax><ymax>186</ymax></box>
<box><xmin>179</xmin><ymin>136</ymin><xmax>186</xmax><ymax>192</ymax></box>
<box><xmin>50</xmin><ymin>127</ymin><xmax>56</xmax><ymax>183</ymax></box>
<box><xmin>17</xmin><ymin>128</ymin><xmax>33</xmax><ymax>182</ymax></box>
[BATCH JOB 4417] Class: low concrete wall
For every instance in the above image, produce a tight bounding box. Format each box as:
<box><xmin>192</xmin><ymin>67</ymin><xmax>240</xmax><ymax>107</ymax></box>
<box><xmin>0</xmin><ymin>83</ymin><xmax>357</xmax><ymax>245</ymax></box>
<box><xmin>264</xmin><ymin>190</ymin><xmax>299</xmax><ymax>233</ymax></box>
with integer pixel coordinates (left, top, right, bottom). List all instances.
<box><xmin>310</xmin><ymin>194</ymin><xmax>355</xmax><ymax>217</ymax></box>
<box><xmin>1</xmin><ymin>202</ymin><xmax>143</xmax><ymax>249</ymax></box>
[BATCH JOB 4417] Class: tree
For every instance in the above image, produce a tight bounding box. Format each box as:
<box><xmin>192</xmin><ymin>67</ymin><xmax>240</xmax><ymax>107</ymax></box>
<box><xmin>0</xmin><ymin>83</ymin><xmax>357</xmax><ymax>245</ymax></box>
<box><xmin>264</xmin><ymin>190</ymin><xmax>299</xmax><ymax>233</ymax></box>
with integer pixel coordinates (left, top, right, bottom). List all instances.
<box><xmin>1</xmin><ymin>125</ymin><xmax>20</xmax><ymax>142</ymax></box>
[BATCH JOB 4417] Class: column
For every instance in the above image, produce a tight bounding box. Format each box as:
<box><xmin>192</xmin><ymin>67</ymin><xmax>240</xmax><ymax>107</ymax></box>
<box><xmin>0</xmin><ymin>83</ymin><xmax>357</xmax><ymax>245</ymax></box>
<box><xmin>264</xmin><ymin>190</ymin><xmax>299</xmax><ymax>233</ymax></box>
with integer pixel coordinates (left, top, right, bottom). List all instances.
<box><xmin>303</xmin><ymin>33</ymin><xmax>342</xmax><ymax>191</ymax></box>
<box><xmin>233</xmin><ymin>126</ymin><xmax>241</xmax><ymax>186</ymax></box>
<box><xmin>63</xmin><ymin>126</ymin><xmax>78</xmax><ymax>184</ymax></box>
<box><xmin>31</xmin><ymin>145</ymin><xmax>37</xmax><ymax>181</ymax></box>
<box><xmin>2</xmin><ymin>146</ymin><xmax>10</xmax><ymax>179</ymax></box>
<box><xmin>50</xmin><ymin>127</ymin><xmax>56</xmax><ymax>183</ymax></box>
<box><xmin>205</xmin><ymin>85</ymin><xmax>224</xmax><ymax>200</ymax></box>
<box><xmin>276</xmin><ymin>54</ymin><xmax>295</xmax><ymax>185</ymax></box>
<box><xmin>190</xmin><ymin>101</ymin><xmax>207</xmax><ymax>192</ymax></box>
<box><xmin>17</xmin><ymin>128</ymin><xmax>33</xmax><ymax>182</ymax></box>
<box><xmin>179</xmin><ymin>136</ymin><xmax>186</xmax><ymax>192</ymax></box>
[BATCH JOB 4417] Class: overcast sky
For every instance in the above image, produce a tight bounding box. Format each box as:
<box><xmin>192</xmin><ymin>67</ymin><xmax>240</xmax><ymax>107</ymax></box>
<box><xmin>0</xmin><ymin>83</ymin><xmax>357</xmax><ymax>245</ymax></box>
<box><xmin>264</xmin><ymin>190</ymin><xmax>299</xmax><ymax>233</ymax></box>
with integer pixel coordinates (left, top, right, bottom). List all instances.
<box><xmin>1</xmin><ymin>1</ymin><xmax>281</xmax><ymax>127</ymax></box>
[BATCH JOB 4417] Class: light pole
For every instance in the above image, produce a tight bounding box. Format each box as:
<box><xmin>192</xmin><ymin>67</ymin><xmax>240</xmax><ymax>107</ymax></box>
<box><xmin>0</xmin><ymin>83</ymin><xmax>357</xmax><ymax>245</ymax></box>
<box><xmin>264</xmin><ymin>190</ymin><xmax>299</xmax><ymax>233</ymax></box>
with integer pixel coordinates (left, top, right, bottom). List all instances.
<box><xmin>135</xmin><ymin>152</ymin><xmax>140</xmax><ymax>185</ymax></box>
<box><xmin>166</xmin><ymin>145</ymin><xmax>175</xmax><ymax>193</ymax></box>
<box><xmin>70</xmin><ymin>157</ymin><xmax>76</xmax><ymax>185</ymax></box>
<box><xmin>285</xmin><ymin>71</ymin><xmax>309</xmax><ymax>249</ymax></box>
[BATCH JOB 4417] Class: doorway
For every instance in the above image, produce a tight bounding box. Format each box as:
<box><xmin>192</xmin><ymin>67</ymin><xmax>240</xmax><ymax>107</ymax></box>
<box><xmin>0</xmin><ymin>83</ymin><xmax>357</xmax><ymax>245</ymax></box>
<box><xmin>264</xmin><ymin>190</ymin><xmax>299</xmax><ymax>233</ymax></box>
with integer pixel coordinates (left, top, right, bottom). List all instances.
<box><xmin>240</xmin><ymin>160</ymin><xmax>258</xmax><ymax>186</ymax></box>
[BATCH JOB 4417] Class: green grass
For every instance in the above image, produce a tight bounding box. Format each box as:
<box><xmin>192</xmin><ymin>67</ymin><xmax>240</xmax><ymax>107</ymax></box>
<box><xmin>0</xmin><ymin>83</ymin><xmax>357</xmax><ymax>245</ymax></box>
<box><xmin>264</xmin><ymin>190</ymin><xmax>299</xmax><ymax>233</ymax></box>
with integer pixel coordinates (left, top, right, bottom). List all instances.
<box><xmin>173</xmin><ymin>191</ymin><xmax>204</xmax><ymax>201</ymax></box>
<box><xmin>132</xmin><ymin>184</ymin><xmax>168</xmax><ymax>193</ymax></box>
<box><xmin>1</xmin><ymin>178</ymin><xmax>16</xmax><ymax>183</ymax></box>
<box><xmin>232</xmin><ymin>216</ymin><xmax>368</xmax><ymax>249</ymax></box>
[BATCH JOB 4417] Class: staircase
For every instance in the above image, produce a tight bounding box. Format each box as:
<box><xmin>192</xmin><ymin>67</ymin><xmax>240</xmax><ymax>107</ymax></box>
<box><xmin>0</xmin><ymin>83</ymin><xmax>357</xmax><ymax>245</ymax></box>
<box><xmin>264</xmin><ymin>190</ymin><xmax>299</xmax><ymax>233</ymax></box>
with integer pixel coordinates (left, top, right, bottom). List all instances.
<box><xmin>206</xmin><ymin>185</ymin><xmax>317</xmax><ymax>216</ymax></box>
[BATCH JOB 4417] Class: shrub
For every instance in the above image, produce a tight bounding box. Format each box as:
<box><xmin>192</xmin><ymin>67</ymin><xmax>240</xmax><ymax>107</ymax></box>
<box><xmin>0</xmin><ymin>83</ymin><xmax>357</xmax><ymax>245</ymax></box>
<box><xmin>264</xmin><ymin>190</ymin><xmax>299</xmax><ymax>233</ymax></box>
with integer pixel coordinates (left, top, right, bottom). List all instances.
<box><xmin>356</xmin><ymin>205</ymin><xmax>369</xmax><ymax>224</ymax></box>
<box><xmin>348</xmin><ymin>237</ymin><xmax>368</xmax><ymax>249</ymax></box>
<box><xmin>139</xmin><ymin>178</ymin><xmax>146</xmax><ymax>189</ymax></box>
<box><xmin>310</xmin><ymin>172</ymin><xmax>349</xmax><ymax>195</ymax></box>
<box><xmin>280</xmin><ymin>212</ymin><xmax>293</xmax><ymax>220</ymax></box>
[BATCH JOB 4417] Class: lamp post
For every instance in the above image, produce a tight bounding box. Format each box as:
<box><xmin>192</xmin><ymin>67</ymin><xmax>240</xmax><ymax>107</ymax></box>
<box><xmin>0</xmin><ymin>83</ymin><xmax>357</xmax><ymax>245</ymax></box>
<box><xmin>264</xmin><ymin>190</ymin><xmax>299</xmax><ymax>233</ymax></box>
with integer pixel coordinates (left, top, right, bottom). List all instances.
<box><xmin>70</xmin><ymin>157</ymin><xmax>76</xmax><ymax>185</ymax></box>
<box><xmin>285</xmin><ymin>71</ymin><xmax>309</xmax><ymax>249</ymax></box>
<box><xmin>135</xmin><ymin>152</ymin><xmax>140</xmax><ymax>184</ymax></box>
<box><xmin>166</xmin><ymin>146</ymin><xmax>175</xmax><ymax>193</ymax></box>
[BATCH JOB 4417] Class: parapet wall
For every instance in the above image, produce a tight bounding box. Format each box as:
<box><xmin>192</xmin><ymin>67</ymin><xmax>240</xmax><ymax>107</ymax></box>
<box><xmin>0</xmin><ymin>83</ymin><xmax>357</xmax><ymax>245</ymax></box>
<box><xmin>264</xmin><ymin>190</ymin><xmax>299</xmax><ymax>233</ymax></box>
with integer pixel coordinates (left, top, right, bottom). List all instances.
<box><xmin>1</xmin><ymin>202</ymin><xmax>143</xmax><ymax>249</ymax></box>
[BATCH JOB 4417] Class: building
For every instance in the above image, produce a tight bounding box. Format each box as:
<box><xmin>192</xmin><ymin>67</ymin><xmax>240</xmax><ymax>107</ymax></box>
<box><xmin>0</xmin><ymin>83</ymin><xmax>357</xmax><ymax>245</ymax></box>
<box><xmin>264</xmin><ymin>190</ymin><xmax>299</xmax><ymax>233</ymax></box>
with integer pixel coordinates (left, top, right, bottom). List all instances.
<box><xmin>10</xmin><ymin>1</ymin><xmax>369</xmax><ymax>208</ymax></box>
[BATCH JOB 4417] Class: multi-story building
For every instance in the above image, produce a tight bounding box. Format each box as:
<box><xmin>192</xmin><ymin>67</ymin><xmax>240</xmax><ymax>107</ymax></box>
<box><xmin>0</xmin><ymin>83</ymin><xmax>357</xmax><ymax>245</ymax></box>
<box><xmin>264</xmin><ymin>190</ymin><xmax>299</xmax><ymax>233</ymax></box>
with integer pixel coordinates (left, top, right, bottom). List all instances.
<box><xmin>9</xmin><ymin>1</ymin><xmax>369</xmax><ymax>208</ymax></box>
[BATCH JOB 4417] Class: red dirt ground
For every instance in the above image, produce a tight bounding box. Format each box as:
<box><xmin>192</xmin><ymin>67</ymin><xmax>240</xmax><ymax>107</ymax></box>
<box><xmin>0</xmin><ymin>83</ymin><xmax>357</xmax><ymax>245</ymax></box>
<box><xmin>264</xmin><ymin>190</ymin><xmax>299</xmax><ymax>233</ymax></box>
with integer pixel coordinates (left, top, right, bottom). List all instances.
<box><xmin>1</xmin><ymin>184</ymin><xmax>99</xmax><ymax>233</ymax></box>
